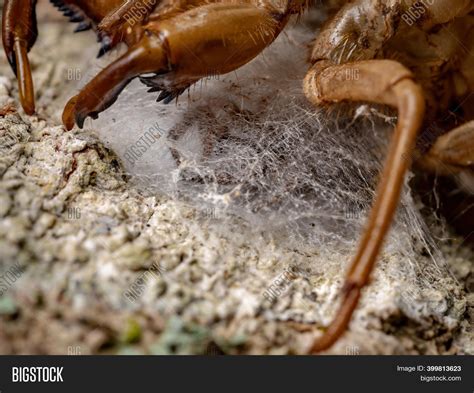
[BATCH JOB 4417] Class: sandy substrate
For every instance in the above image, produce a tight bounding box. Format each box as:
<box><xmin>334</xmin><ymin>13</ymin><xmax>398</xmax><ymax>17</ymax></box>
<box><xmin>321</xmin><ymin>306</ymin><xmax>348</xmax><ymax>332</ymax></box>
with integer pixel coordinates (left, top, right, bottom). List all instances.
<box><xmin>0</xmin><ymin>3</ymin><xmax>472</xmax><ymax>355</ymax></box>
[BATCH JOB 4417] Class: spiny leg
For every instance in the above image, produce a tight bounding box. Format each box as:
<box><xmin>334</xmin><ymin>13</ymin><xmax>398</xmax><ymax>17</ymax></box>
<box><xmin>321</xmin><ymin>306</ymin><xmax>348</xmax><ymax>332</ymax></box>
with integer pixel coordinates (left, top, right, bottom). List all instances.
<box><xmin>50</xmin><ymin>0</ymin><xmax>133</xmax><ymax>56</ymax></box>
<box><xmin>303</xmin><ymin>60</ymin><xmax>425</xmax><ymax>353</ymax></box>
<box><xmin>2</xmin><ymin>0</ymin><xmax>38</xmax><ymax>115</ymax></box>
<box><xmin>2</xmin><ymin>0</ymin><xmax>131</xmax><ymax>115</ymax></box>
<box><xmin>62</xmin><ymin>33</ymin><xmax>166</xmax><ymax>129</ymax></box>
<box><xmin>63</xmin><ymin>2</ymin><xmax>292</xmax><ymax>130</ymax></box>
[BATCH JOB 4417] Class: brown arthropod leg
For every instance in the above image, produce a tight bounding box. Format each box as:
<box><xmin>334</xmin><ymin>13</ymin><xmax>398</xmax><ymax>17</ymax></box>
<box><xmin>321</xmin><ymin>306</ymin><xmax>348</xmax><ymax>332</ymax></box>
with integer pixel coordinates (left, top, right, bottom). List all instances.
<box><xmin>62</xmin><ymin>32</ymin><xmax>169</xmax><ymax>129</ymax></box>
<box><xmin>304</xmin><ymin>60</ymin><xmax>425</xmax><ymax>352</ymax></box>
<box><xmin>423</xmin><ymin>19</ymin><xmax>474</xmax><ymax>176</ymax></box>
<box><xmin>2</xmin><ymin>0</ymin><xmax>126</xmax><ymax>115</ymax></box>
<box><xmin>424</xmin><ymin>121</ymin><xmax>474</xmax><ymax>174</ymax></box>
<box><xmin>2</xmin><ymin>0</ymin><xmax>38</xmax><ymax>115</ymax></box>
<box><xmin>63</xmin><ymin>2</ymin><xmax>292</xmax><ymax>129</ymax></box>
<box><xmin>301</xmin><ymin>0</ymin><xmax>473</xmax><ymax>352</ymax></box>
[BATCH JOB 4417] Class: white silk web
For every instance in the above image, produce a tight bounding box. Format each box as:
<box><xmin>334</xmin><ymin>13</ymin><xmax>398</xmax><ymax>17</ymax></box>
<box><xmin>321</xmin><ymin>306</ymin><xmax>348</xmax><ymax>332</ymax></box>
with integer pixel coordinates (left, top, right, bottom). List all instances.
<box><xmin>67</xmin><ymin>14</ymin><xmax>459</xmax><ymax>328</ymax></box>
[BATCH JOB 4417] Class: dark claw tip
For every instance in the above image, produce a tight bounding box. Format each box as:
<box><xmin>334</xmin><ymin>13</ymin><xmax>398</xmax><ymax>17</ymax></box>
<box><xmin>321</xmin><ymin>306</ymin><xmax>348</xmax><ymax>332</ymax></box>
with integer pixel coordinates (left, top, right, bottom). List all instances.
<box><xmin>62</xmin><ymin>95</ymin><xmax>79</xmax><ymax>130</ymax></box>
<box><xmin>76</xmin><ymin>113</ymin><xmax>86</xmax><ymax>129</ymax></box>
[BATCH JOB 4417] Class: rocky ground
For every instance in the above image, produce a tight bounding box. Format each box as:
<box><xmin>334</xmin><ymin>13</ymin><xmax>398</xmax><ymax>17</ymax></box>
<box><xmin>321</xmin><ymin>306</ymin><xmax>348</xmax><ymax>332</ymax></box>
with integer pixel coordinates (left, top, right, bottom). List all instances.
<box><xmin>0</xmin><ymin>1</ymin><xmax>472</xmax><ymax>355</ymax></box>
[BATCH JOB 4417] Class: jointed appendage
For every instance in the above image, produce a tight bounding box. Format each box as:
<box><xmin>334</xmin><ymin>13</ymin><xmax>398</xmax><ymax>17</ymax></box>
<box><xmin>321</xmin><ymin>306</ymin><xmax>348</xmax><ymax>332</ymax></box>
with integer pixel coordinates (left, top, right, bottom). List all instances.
<box><xmin>305</xmin><ymin>60</ymin><xmax>425</xmax><ymax>351</ymax></box>
<box><xmin>425</xmin><ymin>122</ymin><xmax>474</xmax><ymax>172</ymax></box>
<box><xmin>303</xmin><ymin>0</ymin><xmax>473</xmax><ymax>352</ymax></box>
<box><xmin>61</xmin><ymin>0</ymin><xmax>312</xmax><ymax>129</ymax></box>
<box><xmin>2</xmin><ymin>0</ymin><xmax>126</xmax><ymax>115</ymax></box>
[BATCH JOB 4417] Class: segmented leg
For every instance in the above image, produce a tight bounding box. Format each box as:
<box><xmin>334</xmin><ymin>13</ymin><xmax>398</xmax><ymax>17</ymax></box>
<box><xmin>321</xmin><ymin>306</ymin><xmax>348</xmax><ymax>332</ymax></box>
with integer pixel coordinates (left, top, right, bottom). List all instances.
<box><xmin>2</xmin><ymin>0</ymin><xmax>38</xmax><ymax>115</ymax></box>
<box><xmin>63</xmin><ymin>2</ymin><xmax>292</xmax><ymax>129</ymax></box>
<box><xmin>62</xmin><ymin>32</ymin><xmax>167</xmax><ymax>129</ymax></box>
<box><xmin>422</xmin><ymin>121</ymin><xmax>474</xmax><ymax>175</ymax></box>
<box><xmin>50</xmin><ymin>0</ymin><xmax>128</xmax><ymax>57</ymax></box>
<box><xmin>50</xmin><ymin>0</ymin><xmax>125</xmax><ymax>25</ymax></box>
<box><xmin>97</xmin><ymin>0</ymin><xmax>159</xmax><ymax>34</ymax></box>
<box><xmin>2</xmin><ymin>0</ymin><xmax>127</xmax><ymax>115</ymax></box>
<box><xmin>303</xmin><ymin>60</ymin><xmax>425</xmax><ymax>352</ymax></box>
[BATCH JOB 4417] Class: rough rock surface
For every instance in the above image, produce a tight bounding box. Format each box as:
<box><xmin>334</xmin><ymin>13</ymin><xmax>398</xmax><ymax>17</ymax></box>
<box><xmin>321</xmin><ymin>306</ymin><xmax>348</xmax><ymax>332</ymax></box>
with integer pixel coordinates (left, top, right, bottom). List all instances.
<box><xmin>0</xmin><ymin>3</ymin><xmax>472</xmax><ymax>355</ymax></box>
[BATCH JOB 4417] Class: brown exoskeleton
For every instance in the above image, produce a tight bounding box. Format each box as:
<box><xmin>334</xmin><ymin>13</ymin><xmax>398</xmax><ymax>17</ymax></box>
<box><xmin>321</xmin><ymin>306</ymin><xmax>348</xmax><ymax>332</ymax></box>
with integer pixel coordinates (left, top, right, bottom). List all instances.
<box><xmin>3</xmin><ymin>0</ymin><xmax>474</xmax><ymax>353</ymax></box>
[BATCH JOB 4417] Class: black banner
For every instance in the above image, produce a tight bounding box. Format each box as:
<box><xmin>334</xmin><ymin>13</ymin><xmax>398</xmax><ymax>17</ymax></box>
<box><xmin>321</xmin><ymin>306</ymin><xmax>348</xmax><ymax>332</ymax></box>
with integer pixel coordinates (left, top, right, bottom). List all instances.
<box><xmin>0</xmin><ymin>356</ymin><xmax>472</xmax><ymax>392</ymax></box>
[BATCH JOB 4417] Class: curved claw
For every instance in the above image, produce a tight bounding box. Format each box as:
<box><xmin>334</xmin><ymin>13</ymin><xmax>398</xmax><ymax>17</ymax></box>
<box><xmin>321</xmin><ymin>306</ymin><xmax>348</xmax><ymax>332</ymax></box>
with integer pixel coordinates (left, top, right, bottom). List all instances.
<box><xmin>62</xmin><ymin>34</ymin><xmax>167</xmax><ymax>130</ymax></box>
<box><xmin>2</xmin><ymin>0</ymin><xmax>38</xmax><ymax>115</ymax></box>
<box><xmin>63</xmin><ymin>95</ymin><xmax>100</xmax><ymax>130</ymax></box>
<box><xmin>13</xmin><ymin>40</ymin><xmax>35</xmax><ymax>115</ymax></box>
